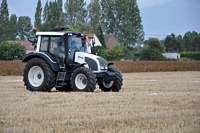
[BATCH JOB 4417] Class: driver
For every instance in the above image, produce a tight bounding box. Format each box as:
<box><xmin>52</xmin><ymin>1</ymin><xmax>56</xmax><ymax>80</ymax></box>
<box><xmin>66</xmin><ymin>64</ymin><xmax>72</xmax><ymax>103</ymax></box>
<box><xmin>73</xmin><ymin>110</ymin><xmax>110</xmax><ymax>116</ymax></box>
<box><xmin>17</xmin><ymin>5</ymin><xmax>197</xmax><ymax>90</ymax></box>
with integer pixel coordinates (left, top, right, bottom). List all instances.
<box><xmin>70</xmin><ymin>40</ymin><xmax>77</xmax><ymax>50</ymax></box>
<box><xmin>53</xmin><ymin>39</ymin><xmax>65</xmax><ymax>66</ymax></box>
<box><xmin>54</xmin><ymin>41</ymin><xmax>65</xmax><ymax>59</ymax></box>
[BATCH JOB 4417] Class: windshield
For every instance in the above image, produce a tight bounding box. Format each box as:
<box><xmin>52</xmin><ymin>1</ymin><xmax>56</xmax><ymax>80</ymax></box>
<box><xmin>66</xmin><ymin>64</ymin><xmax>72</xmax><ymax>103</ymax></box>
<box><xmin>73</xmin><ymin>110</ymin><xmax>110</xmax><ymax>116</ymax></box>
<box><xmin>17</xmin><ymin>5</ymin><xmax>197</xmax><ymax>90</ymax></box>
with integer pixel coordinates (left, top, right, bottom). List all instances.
<box><xmin>68</xmin><ymin>35</ymin><xmax>85</xmax><ymax>52</ymax></box>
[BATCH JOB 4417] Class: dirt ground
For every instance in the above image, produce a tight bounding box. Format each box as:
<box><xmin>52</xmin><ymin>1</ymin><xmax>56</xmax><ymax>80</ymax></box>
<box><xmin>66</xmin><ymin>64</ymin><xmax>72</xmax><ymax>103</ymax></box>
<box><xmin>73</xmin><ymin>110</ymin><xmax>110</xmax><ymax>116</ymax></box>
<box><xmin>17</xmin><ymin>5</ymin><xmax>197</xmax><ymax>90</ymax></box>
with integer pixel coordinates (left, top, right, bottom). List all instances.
<box><xmin>0</xmin><ymin>72</ymin><xmax>200</xmax><ymax>133</ymax></box>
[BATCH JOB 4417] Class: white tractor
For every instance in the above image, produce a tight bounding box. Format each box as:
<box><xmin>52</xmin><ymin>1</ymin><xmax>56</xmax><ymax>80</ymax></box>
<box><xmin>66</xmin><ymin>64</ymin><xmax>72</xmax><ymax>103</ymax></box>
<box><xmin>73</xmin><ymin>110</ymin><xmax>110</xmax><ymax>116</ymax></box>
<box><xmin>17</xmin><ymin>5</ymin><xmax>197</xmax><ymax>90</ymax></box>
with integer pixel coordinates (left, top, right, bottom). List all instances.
<box><xmin>22</xmin><ymin>28</ymin><xmax>123</xmax><ymax>92</ymax></box>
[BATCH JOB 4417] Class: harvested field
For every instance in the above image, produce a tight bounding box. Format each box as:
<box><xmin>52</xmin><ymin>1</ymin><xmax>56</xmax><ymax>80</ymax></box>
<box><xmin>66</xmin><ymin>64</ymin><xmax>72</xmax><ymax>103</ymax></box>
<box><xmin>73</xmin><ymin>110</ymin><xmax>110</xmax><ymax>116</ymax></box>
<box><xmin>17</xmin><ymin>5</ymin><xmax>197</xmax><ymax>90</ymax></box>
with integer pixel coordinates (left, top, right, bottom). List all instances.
<box><xmin>0</xmin><ymin>72</ymin><xmax>200</xmax><ymax>133</ymax></box>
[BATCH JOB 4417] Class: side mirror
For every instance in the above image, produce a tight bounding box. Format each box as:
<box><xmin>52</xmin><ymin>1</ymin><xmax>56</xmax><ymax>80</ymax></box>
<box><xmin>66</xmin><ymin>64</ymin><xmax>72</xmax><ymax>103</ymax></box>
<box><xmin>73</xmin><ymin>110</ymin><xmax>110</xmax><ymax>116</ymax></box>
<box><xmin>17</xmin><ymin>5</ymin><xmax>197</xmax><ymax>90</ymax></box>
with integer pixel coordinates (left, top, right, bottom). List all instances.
<box><xmin>81</xmin><ymin>37</ymin><xmax>85</xmax><ymax>47</ymax></box>
<box><xmin>92</xmin><ymin>37</ymin><xmax>95</xmax><ymax>47</ymax></box>
<box><xmin>28</xmin><ymin>37</ymin><xmax>37</xmax><ymax>44</ymax></box>
<box><xmin>28</xmin><ymin>37</ymin><xmax>37</xmax><ymax>50</ymax></box>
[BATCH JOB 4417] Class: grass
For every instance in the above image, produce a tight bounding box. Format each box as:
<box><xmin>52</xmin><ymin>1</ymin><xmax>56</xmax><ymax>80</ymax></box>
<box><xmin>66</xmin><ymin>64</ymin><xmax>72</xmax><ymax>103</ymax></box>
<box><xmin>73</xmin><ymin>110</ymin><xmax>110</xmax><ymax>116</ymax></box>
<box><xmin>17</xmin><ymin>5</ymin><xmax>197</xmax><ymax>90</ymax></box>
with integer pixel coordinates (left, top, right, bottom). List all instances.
<box><xmin>0</xmin><ymin>72</ymin><xmax>199</xmax><ymax>132</ymax></box>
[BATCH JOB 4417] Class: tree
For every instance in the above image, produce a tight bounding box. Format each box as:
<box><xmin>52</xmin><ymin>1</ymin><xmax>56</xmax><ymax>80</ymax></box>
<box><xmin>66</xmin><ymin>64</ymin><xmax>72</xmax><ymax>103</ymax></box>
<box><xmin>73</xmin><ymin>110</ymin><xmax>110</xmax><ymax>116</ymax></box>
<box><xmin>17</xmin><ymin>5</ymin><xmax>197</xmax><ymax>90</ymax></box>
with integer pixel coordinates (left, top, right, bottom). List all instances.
<box><xmin>88</xmin><ymin>0</ymin><xmax>106</xmax><ymax>47</ymax></box>
<box><xmin>183</xmin><ymin>31</ymin><xmax>199</xmax><ymax>51</ymax></box>
<box><xmin>9</xmin><ymin>14</ymin><xmax>18</xmax><ymax>40</ymax></box>
<box><xmin>48</xmin><ymin>1</ymin><xmax>59</xmax><ymax>28</ymax></box>
<box><xmin>74</xmin><ymin>21</ymin><xmax>92</xmax><ymax>33</ymax></box>
<box><xmin>100</xmin><ymin>0</ymin><xmax>144</xmax><ymax>46</ymax></box>
<box><xmin>65</xmin><ymin>0</ymin><xmax>87</xmax><ymax>27</ymax></box>
<box><xmin>57</xmin><ymin>0</ymin><xmax>65</xmax><ymax>27</ymax></box>
<box><xmin>17</xmin><ymin>16</ymin><xmax>32</xmax><ymax>40</ymax></box>
<box><xmin>43</xmin><ymin>1</ymin><xmax>50</xmax><ymax>30</ymax></box>
<box><xmin>0</xmin><ymin>42</ymin><xmax>26</xmax><ymax>60</ymax></box>
<box><xmin>34</xmin><ymin>0</ymin><xmax>43</xmax><ymax>31</ymax></box>
<box><xmin>164</xmin><ymin>33</ymin><xmax>182</xmax><ymax>52</ymax></box>
<box><xmin>193</xmin><ymin>34</ymin><xmax>200</xmax><ymax>51</ymax></box>
<box><xmin>88</xmin><ymin>0</ymin><xmax>100</xmax><ymax>33</ymax></box>
<box><xmin>0</xmin><ymin>0</ymin><xmax>10</xmax><ymax>42</ymax></box>
<box><xmin>96</xmin><ymin>25</ymin><xmax>106</xmax><ymax>47</ymax></box>
<box><xmin>140</xmin><ymin>38</ymin><xmax>165</xmax><ymax>61</ymax></box>
<box><xmin>43</xmin><ymin>0</ymin><xmax>65</xmax><ymax>30</ymax></box>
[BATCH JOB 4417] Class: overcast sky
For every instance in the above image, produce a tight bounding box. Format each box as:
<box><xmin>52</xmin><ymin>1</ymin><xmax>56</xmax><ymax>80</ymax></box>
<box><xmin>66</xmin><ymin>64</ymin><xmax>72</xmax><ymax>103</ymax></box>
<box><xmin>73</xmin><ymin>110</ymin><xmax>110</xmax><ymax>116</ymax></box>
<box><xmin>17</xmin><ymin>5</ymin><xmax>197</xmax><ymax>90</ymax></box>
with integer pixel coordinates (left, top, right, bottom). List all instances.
<box><xmin>2</xmin><ymin>0</ymin><xmax>200</xmax><ymax>40</ymax></box>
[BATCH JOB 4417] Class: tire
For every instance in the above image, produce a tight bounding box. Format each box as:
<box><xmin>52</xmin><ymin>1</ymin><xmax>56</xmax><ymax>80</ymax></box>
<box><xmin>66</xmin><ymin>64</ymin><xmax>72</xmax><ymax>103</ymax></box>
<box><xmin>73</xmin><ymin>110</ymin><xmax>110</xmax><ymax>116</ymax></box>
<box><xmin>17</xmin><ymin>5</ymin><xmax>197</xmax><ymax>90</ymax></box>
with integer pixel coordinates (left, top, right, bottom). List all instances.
<box><xmin>98</xmin><ymin>66</ymin><xmax>123</xmax><ymax>92</ymax></box>
<box><xmin>70</xmin><ymin>67</ymin><xmax>96</xmax><ymax>92</ymax></box>
<box><xmin>23</xmin><ymin>58</ymin><xmax>56</xmax><ymax>92</ymax></box>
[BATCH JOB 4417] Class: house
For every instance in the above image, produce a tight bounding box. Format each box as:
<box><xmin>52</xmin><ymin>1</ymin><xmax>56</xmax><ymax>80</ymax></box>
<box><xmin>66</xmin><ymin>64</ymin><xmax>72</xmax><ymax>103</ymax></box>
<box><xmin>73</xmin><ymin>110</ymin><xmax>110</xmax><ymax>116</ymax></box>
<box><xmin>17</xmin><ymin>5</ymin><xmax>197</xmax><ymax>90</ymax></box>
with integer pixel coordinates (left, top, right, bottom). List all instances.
<box><xmin>104</xmin><ymin>35</ymin><xmax>119</xmax><ymax>48</ymax></box>
<box><xmin>162</xmin><ymin>53</ymin><xmax>180</xmax><ymax>59</ymax></box>
<box><xmin>8</xmin><ymin>40</ymin><xmax>35</xmax><ymax>54</ymax></box>
<box><xmin>87</xmin><ymin>34</ymin><xmax>102</xmax><ymax>47</ymax></box>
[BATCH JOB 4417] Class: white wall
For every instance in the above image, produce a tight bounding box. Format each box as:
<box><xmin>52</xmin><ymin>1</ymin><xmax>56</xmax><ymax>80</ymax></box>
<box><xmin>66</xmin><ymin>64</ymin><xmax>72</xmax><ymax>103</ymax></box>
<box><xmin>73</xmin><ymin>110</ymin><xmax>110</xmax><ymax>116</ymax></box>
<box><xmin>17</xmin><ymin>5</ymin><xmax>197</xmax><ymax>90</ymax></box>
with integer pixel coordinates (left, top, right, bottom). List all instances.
<box><xmin>90</xmin><ymin>35</ymin><xmax>102</xmax><ymax>47</ymax></box>
<box><xmin>162</xmin><ymin>53</ymin><xmax>180</xmax><ymax>59</ymax></box>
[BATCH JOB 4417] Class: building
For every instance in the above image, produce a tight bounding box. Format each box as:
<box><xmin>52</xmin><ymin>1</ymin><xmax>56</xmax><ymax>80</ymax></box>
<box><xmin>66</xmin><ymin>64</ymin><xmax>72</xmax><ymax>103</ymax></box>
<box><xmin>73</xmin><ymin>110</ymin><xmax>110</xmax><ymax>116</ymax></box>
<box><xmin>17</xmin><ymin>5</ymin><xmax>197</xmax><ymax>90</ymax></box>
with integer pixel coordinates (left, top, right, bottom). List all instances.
<box><xmin>162</xmin><ymin>53</ymin><xmax>180</xmax><ymax>59</ymax></box>
<box><xmin>104</xmin><ymin>35</ymin><xmax>119</xmax><ymax>48</ymax></box>
<box><xmin>8</xmin><ymin>40</ymin><xmax>35</xmax><ymax>54</ymax></box>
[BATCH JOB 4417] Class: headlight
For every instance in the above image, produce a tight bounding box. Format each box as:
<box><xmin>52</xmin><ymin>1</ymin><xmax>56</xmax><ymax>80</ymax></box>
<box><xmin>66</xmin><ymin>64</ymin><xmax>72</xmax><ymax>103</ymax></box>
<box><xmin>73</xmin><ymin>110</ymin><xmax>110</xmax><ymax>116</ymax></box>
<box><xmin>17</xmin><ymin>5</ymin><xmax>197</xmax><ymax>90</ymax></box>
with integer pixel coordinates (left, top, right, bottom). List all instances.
<box><xmin>100</xmin><ymin>65</ymin><xmax>108</xmax><ymax>70</ymax></box>
<box><xmin>100</xmin><ymin>66</ymin><xmax>104</xmax><ymax>70</ymax></box>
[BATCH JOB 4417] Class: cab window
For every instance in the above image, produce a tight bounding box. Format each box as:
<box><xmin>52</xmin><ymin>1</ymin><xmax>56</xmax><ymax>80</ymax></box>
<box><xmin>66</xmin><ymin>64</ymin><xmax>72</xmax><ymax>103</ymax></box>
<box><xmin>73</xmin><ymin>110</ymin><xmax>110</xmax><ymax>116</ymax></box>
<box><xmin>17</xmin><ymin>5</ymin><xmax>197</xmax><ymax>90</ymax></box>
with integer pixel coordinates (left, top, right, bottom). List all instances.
<box><xmin>40</xmin><ymin>36</ymin><xmax>49</xmax><ymax>52</ymax></box>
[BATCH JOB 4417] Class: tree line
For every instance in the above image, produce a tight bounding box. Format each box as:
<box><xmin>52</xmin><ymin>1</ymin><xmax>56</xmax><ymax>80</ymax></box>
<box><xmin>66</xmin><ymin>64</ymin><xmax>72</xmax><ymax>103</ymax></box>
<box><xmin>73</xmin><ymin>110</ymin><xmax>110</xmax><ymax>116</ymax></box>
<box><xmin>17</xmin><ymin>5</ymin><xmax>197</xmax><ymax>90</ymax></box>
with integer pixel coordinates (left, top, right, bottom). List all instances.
<box><xmin>163</xmin><ymin>32</ymin><xmax>200</xmax><ymax>52</ymax></box>
<box><xmin>0</xmin><ymin>0</ymin><xmax>144</xmax><ymax>48</ymax></box>
<box><xmin>0</xmin><ymin>0</ymin><xmax>199</xmax><ymax>61</ymax></box>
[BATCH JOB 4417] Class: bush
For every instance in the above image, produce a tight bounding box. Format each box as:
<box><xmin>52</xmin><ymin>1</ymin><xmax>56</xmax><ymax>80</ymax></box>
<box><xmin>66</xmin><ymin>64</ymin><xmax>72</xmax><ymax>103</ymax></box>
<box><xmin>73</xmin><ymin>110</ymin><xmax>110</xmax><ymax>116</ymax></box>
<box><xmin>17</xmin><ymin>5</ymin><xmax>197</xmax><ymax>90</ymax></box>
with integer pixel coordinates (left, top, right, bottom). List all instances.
<box><xmin>0</xmin><ymin>42</ymin><xmax>26</xmax><ymax>60</ymax></box>
<box><xmin>92</xmin><ymin>46</ymin><xmax>107</xmax><ymax>56</ymax></box>
<box><xmin>103</xmin><ymin>46</ymin><xmax>124</xmax><ymax>61</ymax></box>
<box><xmin>140</xmin><ymin>38</ymin><xmax>166</xmax><ymax>61</ymax></box>
<box><xmin>101</xmin><ymin>46</ymin><xmax>137</xmax><ymax>61</ymax></box>
<box><xmin>180</xmin><ymin>52</ymin><xmax>200</xmax><ymax>60</ymax></box>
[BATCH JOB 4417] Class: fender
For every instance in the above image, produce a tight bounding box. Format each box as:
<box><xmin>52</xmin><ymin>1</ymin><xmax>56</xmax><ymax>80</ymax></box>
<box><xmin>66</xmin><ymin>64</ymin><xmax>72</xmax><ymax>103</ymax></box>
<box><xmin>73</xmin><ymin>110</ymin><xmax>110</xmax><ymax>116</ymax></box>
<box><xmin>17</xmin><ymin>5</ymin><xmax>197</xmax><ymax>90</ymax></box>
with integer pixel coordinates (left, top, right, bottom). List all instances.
<box><xmin>108</xmin><ymin>62</ymin><xmax>114</xmax><ymax>66</ymax></box>
<box><xmin>69</xmin><ymin>63</ymin><xmax>86</xmax><ymax>75</ymax></box>
<box><xmin>22</xmin><ymin>52</ymin><xmax>60</xmax><ymax>71</ymax></box>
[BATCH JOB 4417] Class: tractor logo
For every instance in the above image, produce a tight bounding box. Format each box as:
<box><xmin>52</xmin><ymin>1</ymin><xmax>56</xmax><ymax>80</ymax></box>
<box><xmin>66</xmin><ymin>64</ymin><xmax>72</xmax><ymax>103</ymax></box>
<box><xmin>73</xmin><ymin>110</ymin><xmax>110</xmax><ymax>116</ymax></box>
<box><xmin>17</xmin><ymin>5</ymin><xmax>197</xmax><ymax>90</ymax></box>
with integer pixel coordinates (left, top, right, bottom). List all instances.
<box><xmin>78</xmin><ymin>56</ymin><xmax>84</xmax><ymax>59</ymax></box>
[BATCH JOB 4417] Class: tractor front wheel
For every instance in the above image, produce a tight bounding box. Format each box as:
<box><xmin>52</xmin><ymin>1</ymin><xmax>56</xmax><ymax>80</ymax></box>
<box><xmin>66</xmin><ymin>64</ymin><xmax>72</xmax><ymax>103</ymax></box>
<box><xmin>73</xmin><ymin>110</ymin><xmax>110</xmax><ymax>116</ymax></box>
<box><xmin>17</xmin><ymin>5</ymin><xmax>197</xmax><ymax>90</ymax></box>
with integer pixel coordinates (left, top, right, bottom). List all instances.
<box><xmin>70</xmin><ymin>67</ymin><xmax>96</xmax><ymax>92</ymax></box>
<box><xmin>98</xmin><ymin>66</ymin><xmax>123</xmax><ymax>92</ymax></box>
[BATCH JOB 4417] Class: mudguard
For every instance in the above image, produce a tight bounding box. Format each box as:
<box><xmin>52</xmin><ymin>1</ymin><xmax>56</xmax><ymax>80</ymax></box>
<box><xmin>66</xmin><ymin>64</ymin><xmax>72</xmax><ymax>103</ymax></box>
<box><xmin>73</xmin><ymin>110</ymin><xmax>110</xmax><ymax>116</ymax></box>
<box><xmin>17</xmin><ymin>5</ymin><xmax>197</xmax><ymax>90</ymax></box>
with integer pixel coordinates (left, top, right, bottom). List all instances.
<box><xmin>22</xmin><ymin>52</ymin><xmax>60</xmax><ymax>71</ymax></box>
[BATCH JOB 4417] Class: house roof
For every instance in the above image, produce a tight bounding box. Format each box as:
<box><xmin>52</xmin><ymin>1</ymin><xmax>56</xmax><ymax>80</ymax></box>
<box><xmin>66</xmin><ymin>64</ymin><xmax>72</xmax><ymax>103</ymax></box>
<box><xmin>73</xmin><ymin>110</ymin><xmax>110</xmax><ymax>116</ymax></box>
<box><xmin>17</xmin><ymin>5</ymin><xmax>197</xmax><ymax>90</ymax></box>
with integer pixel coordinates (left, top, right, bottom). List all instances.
<box><xmin>7</xmin><ymin>40</ymin><xmax>35</xmax><ymax>50</ymax></box>
<box><xmin>104</xmin><ymin>35</ymin><xmax>113</xmax><ymax>44</ymax></box>
<box><xmin>104</xmin><ymin>35</ymin><xmax>119</xmax><ymax>48</ymax></box>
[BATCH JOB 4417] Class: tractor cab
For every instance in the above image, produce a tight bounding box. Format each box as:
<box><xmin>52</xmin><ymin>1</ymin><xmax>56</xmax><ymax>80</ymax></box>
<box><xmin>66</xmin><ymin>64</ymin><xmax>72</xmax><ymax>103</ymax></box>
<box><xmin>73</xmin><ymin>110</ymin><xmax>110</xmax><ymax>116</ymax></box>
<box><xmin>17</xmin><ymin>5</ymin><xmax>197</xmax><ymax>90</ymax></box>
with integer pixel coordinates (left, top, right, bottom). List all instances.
<box><xmin>28</xmin><ymin>28</ymin><xmax>90</xmax><ymax>69</ymax></box>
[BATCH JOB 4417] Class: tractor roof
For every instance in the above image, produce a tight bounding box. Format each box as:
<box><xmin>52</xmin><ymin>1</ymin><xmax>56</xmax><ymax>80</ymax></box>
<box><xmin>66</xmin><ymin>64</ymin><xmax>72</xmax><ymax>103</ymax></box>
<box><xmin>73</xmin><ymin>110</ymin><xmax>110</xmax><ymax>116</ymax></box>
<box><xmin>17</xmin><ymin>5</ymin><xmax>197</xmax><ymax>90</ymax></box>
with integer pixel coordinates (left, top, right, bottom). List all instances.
<box><xmin>35</xmin><ymin>28</ymin><xmax>85</xmax><ymax>36</ymax></box>
<box><xmin>36</xmin><ymin>31</ymin><xmax>85</xmax><ymax>37</ymax></box>
<box><xmin>36</xmin><ymin>31</ymin><xmax>66</xmax><ymax>36</ymax></box>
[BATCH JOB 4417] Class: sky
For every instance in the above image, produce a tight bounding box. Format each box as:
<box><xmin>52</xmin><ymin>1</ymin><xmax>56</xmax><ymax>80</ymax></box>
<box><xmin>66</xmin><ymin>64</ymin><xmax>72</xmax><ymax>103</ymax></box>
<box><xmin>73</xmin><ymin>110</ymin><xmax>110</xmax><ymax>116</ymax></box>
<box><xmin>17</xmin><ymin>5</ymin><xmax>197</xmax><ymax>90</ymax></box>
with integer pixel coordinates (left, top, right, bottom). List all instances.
<box><xmin>1</xmin><ymin>0</ymin><xmax>200</xmax><ymax>40</ymax></box>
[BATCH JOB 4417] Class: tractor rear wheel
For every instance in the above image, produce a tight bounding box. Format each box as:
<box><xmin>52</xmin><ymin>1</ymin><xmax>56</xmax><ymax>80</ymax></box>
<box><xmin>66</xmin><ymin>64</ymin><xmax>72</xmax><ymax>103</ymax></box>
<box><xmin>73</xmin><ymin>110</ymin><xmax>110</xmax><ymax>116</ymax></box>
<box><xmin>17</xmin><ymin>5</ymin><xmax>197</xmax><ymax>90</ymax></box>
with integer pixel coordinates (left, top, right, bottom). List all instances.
<box><xmin>98</xmin><ymin>66</ymin><xmax>123</xmax><ymax>92</ymax></box>
<box><xmin>70</xmin><ymin>67</ymin><xmax>96</xmax><ymax>92</ymax></box>
<box><xmin>23</xmin><ymin>58</ymin><xmax>56</xmax><ymax>92</ymax></box>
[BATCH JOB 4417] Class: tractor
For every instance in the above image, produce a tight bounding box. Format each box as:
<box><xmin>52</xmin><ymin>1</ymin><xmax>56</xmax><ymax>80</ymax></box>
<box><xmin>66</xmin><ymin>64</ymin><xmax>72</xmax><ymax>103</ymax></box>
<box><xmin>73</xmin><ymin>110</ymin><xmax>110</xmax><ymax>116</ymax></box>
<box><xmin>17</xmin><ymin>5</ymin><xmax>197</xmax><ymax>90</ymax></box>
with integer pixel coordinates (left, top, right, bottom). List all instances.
<box><xmin>22</xmin><ymin>28</ymin><xmax>123</xmax><ymax>92</ymax></box>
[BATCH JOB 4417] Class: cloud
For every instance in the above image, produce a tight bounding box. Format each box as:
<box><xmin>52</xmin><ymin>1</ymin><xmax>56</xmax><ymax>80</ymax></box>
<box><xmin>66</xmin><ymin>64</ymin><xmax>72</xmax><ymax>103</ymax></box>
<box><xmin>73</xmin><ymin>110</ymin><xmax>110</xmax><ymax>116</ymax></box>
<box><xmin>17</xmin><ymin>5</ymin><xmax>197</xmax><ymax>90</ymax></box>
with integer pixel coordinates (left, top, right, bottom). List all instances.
<box><xmin>137</xmin><ymin>0</ymin><xmax>173</xmax><ymax>9</ymax></box>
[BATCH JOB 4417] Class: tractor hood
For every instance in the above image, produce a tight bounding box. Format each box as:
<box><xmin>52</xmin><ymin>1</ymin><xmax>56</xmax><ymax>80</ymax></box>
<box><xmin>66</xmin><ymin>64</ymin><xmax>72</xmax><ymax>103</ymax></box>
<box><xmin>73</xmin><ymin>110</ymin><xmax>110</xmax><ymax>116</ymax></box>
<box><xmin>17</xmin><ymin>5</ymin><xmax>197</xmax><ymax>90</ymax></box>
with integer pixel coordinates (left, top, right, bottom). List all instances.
<box><xmin>74</xmin><ymin>52</ymin><xmax>108</xmax><ymax>73</ymax></box>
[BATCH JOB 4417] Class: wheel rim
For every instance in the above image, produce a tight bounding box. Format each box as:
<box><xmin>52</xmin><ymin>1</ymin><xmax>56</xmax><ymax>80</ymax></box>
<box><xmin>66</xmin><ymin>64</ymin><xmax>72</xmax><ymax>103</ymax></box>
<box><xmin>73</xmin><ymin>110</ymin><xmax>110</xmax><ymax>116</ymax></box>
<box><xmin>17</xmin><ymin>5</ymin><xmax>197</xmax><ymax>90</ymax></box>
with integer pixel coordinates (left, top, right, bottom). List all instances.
<box><xmin>75</xmin><ymin>73</ymin><xmax>87</xmax><ymax>90</ymax></box>
<box><xmin>28</xmin><ymin>66</ymin><xmax>44</xmax><ymax>87</ymax></box>
<box><xmin>102</xmin><ymin>81</ymin><xmax>114</xmax><ymax>88</ymax></box>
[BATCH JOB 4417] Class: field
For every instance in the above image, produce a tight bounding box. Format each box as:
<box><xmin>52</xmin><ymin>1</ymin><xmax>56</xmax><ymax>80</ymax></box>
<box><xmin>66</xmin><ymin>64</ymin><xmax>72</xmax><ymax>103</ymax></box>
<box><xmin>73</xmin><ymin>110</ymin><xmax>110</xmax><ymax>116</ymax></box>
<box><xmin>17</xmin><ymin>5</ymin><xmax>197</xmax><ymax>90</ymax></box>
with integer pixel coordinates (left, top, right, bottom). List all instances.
<box><xmin>0</xmin><ymin>72</ymin><xmax>200</xmax><ymax>133</ymax></box>
<box><xmin>0</xmin><ymin>60</ymin><xmax>200</xmax><ymax>76</ymax></box>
